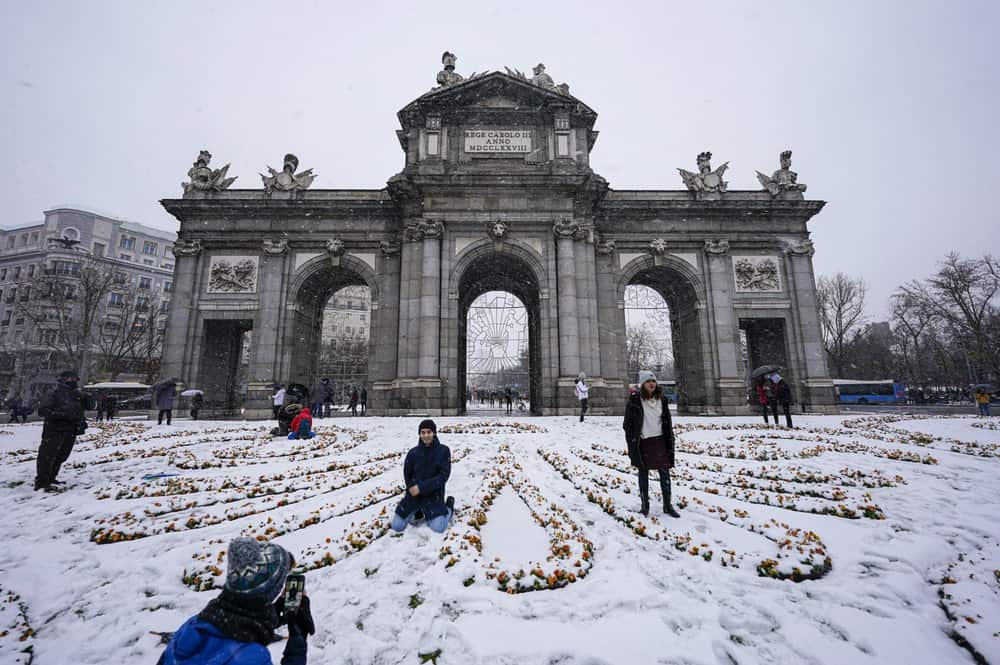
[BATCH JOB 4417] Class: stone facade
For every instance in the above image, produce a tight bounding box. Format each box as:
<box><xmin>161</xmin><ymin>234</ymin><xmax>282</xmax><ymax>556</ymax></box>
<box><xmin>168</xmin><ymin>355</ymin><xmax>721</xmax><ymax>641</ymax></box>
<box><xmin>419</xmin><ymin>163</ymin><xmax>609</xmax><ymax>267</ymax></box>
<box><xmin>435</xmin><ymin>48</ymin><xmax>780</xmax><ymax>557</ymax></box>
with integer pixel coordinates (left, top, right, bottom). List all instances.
<box><xmin>160</xmin><ymin>72</ymin><xmax>835</xmax><ymax>417</ymax></box>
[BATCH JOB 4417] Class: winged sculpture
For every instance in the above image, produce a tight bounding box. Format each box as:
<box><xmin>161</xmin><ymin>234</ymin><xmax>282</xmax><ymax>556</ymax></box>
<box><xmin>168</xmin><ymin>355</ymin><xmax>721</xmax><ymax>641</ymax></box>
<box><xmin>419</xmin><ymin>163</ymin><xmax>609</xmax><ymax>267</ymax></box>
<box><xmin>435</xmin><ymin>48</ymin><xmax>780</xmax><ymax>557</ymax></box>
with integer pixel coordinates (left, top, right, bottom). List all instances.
<box><xmin>678</xmin><ymin>151</ymin><xmax>728</xmax><ymax>199</ymax></box>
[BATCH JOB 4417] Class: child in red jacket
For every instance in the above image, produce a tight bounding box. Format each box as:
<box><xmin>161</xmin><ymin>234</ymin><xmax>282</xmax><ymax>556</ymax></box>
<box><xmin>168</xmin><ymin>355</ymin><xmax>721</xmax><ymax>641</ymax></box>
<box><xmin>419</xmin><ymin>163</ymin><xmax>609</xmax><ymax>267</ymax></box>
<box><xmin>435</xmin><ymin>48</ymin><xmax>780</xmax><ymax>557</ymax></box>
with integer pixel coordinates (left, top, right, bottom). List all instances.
<box><xmin>288</xmin><ymin>407</ymin><xmax>314</xmax><ymax>440</ymax></box>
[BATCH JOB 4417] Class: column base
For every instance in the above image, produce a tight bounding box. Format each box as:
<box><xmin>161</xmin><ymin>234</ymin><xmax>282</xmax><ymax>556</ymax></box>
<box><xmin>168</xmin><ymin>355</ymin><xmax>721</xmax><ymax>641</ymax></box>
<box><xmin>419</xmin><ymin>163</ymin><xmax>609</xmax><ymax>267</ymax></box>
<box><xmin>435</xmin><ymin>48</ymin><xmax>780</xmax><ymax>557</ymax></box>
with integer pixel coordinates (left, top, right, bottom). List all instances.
<box><xmin>372</xmin><ymin>378</ymin><xmax>449</xmax><ymax>416</ymax></box>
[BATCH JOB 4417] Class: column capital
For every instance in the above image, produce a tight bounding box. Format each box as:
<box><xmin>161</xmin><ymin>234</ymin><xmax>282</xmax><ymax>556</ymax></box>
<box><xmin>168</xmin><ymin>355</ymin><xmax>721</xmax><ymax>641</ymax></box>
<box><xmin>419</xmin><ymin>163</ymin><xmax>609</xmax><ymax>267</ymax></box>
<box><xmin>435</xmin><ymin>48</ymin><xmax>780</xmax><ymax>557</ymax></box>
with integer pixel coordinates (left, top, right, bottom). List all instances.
<box><xmin>261</xmin><ymin>239</ymin><xmax>288</xmax><ymax>255</ymax></box>
<box><xmin>552</xmin><ymin>218</ymin><xmax>579</xmax><ymax>239</ymax></box>
<box><xmin>783</xmin><ymin>238</ymin><xmax>815</xmax><ymax>257</ymax></box>
<box><xmin>172</xmin><ymin>239</ymin><xmax>202</xmax><ymax>257</ymax></box>
<box><xmin>704</xmin><ymin>239</ymin><xmax>730</xmax><ymax>255</ymax></box>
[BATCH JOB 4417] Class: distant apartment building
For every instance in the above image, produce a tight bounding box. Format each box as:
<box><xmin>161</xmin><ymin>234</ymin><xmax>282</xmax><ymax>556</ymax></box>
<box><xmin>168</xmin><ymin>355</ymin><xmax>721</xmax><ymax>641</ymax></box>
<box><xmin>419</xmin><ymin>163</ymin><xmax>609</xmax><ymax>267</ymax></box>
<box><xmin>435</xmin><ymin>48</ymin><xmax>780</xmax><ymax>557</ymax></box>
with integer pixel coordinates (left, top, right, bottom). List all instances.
<box><xmin>320</xmin><ymin>286</ymin><xmax>371</xmax><ymax>343</ymax></box>
<box><xmin>0</xmin><ymin>206</ymin><xmax>176</xmax><ymax>399</ymax></box>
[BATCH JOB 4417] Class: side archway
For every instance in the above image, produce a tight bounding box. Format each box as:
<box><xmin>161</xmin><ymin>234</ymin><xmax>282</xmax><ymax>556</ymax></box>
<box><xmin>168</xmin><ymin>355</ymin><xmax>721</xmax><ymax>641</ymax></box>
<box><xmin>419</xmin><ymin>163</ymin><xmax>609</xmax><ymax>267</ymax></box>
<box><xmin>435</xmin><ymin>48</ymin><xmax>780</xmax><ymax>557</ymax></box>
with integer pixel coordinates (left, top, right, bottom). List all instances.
<box><xmin>616</xmin><ymin>255</ymin><xmax>711</xmax><ymax>413</ymax></box>
<box><xmin>284</xmin><ymin>255</ymin><xmax>379</xmax><ymax>394</ymax></box>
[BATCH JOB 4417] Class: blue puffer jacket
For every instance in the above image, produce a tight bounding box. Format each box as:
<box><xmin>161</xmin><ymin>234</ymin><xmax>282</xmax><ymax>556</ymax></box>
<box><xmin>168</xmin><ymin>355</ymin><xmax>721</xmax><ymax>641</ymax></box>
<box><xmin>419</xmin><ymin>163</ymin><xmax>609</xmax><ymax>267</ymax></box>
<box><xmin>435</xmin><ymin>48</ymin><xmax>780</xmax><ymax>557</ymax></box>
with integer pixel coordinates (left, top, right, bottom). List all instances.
<box><xmin>395</xmin><ymin>437</ymin><xmax>451</xmax><ymax>520</ymax></box>
<box><xmin>157</xmin><ymin>616</ymin><xmax>306</xmax><ymax>665</ymax></box>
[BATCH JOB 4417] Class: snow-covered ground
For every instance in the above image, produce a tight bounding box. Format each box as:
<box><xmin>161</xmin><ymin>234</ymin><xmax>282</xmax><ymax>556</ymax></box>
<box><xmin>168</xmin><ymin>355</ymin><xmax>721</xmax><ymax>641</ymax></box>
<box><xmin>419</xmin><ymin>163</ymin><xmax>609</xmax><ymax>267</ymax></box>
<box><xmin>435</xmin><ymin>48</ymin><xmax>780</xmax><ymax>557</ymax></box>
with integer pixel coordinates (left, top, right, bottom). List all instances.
<box><xmin>1</xmin><ymin>414</ymin><xmax>998</xmax><ymax>664</ymax></box>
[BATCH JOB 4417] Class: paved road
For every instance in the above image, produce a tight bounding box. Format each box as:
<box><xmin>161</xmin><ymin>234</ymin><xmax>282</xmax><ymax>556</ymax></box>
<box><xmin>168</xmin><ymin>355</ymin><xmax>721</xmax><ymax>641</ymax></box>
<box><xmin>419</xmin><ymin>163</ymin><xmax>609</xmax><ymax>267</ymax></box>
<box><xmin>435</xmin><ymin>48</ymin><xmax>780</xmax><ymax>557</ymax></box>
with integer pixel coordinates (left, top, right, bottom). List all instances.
<box><xmin>837</xmin><ymin>403</ymin><xmax>989</xmax><ymax>416</ymax></box>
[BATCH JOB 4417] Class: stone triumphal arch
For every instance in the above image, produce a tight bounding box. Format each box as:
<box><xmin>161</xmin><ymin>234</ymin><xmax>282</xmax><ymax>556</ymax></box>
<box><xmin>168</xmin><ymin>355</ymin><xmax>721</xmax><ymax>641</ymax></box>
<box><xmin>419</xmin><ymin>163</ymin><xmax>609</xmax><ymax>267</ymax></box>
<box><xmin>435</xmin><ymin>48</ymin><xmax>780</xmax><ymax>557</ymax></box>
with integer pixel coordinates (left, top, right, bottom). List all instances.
<box><xmin>160</xmin><ymin>58</ymin><xmax>835</xmax><ymax>417</ymax></box>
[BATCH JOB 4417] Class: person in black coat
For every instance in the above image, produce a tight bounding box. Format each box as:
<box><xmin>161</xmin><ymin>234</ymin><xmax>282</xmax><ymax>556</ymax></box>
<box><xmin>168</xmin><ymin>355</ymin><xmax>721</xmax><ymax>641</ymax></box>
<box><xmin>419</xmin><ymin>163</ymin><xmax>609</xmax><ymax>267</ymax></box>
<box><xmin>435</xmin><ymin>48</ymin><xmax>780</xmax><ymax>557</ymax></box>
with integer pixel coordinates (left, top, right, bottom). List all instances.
<box><xmin>772</xmin><ymin>375</ymin><xmax>794</xmax><ymax>428</ymax></box>
<box><xmin>391</xmin><ymin>420</ymin><xmax>455</xmax><ymax>533</ymax></box>
<box><xmin>35</xmin><ymin>370</ymin><xmax>94</xmax><ymax>491</ymax></box>
<box><xmin>622</xmin><ymin>370</ymin><xmax>679</xmax><ymax>517</ymax></box>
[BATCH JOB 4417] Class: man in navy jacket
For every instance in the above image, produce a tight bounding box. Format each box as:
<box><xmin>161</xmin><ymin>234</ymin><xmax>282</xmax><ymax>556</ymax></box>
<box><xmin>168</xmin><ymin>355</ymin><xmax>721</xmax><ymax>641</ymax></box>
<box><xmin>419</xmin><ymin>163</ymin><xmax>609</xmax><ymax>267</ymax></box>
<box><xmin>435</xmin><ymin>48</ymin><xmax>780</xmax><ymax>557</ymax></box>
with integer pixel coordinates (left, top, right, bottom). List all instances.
<box><xmin>391</xmin><ymin>419</ymin><xmax>455</xmax><ymax>533</ymax></box>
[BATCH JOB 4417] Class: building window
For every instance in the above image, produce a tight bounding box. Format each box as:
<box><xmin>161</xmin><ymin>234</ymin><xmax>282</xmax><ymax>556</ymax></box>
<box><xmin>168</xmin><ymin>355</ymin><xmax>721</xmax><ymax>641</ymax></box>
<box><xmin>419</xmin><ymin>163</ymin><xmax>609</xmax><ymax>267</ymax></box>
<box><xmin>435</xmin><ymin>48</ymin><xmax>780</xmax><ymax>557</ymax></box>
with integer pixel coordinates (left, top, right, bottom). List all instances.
<box><xmin>164</xmin><ymin>281</ymin><xmax>172</xmax><ymax>293</ymax></box>
<box><xmin>4</xmin><ymin>289</ymin><xmax>14</xmax><ymax>304</ymax></box>
<box><xmin>1</xmin><ymin>311</ymin><xmax>10</xmax><ymax>326</ymax></box>
<box><xmin>120</xmin><ymin>254</ymin><xmax>132</xmax><ymax>261</ymax></box>
<box><xmin>159</xmin><ymin>300</ymin><xmax>169</xmax><ymax>314</ymax></box>
<box><xmin>6</xmin><ymin>237</ymin><xmax>14</xmax><ymax>249</ymax></box>
<box><xmin>426</xmin><ymin>132</ymin><xmax>440</xmax><ymax>156</ymax></box>
<box><xmin>143</xmin><ymin>241</ymin><xmax>158</xmax><ymax>255</ymax></box>
<box><xmin>39</xmin><ymin>329</ymin><xmax>58</xmax><ymax>345</ymax></box>
<box><xmin>14</xmin><ymin>317</ymin><xmax>24</xmax><ymax>326</ymax></box>
<box><xmin>0</xmin><ymin>269</ymin><xmax>6</xmax><ymax>281</ymax></box>
<box><xmin>93</xmin><ymin>242</ymin><xmax>106</xmax><ymax>257</ymax></box>
<box><xmin>120</xmin><ymin>236</ymin><xmax>136</xmax><ymax>250</ymax></box>
<box><xmin>557</xmin><ymin>133</ymin><xmax>570</xmax><ymax>156</ymax></box>
<box><xmin>49</xmin><ymin>261</ymin><xmax>81</xmax><ymax>276</ymax></box>
<box><xmin>30</xmin><ymin>232</ymin><xmax>39</xmax><ymax>244</ymax></box>
<box><xmin>113</xmin><ymin>271</ymin><xmax>128</xmax><ymax>285</ymax></box>
<box><xmin>12</xmin><ymin>267</ymin><xmax>20</xmax><ymax>280</ymax></box>
<box><xmin>19</xmin><ymin>287</ymin><xmax>29</xmax><ymax>302</ymax></box>
<box><xmin>163</xmin><ymin>263</ymin><xmax>174</xmax><ymax>270</ymax></box>
<box><xmin>137</xmin><ymin>296</ymin><xmax>149</xmax><ymax>311</ymax></box>
<box><xmin>27</xmin><ymin>265</ymin><xmax>35</xmax><ymax>277</ymax></box>
<box><xmin>139</xmin><ymin>277</ymin><xmax>152</xmax><ymax>290</ymax></box>
<box><xmin>359</xmin><ymin>327</ymin><xmax>366</xmax><ymax>337</ymax></box>
<box><xmin>109</xmin><ymin>293</ymin><xmax>125</xmax><ymax>308</ymax></box>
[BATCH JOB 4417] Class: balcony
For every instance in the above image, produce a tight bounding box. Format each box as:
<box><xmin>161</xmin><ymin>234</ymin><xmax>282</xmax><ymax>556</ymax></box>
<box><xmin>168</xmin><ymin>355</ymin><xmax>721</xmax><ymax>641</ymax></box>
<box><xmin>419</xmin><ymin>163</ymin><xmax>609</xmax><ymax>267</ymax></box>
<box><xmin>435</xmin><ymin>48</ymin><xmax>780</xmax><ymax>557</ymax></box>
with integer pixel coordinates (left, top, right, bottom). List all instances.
<box><xmin>44</xmin><ymin>267</ymin><xmax>81</xmax><ymax>277</ymax></box>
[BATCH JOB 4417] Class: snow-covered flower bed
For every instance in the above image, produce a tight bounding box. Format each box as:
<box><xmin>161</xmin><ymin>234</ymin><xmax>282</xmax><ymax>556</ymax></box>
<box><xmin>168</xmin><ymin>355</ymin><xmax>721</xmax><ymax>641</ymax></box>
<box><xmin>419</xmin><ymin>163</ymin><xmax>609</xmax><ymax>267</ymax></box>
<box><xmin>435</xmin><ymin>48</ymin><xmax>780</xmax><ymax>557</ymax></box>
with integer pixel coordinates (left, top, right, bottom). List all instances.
<box><xmin>0</xmin><ymin>414</ymin><xmax>998</xmax><ymax>664</ymax></box>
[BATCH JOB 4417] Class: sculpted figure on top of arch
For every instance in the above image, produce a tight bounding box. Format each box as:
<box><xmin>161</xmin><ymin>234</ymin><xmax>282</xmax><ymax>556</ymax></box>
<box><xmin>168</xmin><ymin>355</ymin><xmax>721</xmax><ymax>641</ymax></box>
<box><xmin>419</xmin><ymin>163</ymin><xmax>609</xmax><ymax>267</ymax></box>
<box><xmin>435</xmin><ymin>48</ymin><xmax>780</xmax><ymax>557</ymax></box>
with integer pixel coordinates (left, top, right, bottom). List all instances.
<box><xmin>436</xmin><ymin>51</ymin><xmax>464</xmax><ymax>88</ymax></box>
<box><xmin>261</xmin><ymin>154</ymin><xmax>316</xmax><ymax>194</ymax></box>
<box><xmin>679</xmin><ymin>152</ymin><xmax>729</xmax><ymax>200</ymax></box>
<box><xmin>757</xmin><ymin>150</ymin><xmax>808</xmax><ymax>200</ymax></box>
<box><xmin>182</xmin><ymin>150</ymin><xmax>237</xmax><ymax>195</ymax></box>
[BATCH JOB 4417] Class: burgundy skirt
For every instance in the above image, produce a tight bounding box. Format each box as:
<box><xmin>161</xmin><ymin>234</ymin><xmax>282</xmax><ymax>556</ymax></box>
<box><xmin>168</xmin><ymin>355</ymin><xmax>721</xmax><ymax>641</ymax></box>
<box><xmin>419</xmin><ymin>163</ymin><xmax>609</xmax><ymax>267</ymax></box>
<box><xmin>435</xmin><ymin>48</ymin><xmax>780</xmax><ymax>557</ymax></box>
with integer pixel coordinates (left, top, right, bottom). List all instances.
<box><xmin>639</xmin><ymin>435</ymin><xmax>673</xmax><ymax>469</ymax></box>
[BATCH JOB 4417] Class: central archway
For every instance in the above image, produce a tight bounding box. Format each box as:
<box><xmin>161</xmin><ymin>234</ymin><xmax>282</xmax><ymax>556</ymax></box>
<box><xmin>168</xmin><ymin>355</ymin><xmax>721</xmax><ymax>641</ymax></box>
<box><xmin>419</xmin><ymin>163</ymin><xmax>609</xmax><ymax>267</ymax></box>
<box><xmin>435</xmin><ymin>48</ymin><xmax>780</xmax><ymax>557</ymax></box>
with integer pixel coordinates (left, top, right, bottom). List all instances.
<box><xmin>456</xmin><ymin>251</ymin><xmax>543</xmax><ymax>415</ymax></box>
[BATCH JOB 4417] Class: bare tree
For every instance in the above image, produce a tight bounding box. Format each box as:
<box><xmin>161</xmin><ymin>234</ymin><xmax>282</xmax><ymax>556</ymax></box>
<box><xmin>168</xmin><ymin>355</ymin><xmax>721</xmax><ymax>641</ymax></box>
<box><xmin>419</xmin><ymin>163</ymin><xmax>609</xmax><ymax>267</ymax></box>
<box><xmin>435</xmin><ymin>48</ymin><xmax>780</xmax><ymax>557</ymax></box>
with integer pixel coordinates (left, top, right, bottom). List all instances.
<box><xmin>890</xmin><ymin>292</ymin><xmax>938</xmax><ymax>385</ymax></box>
<box><xmin>817</xmin><ymin>273</ymin><xmax>868</xmax><ymax>378</ymax></box>
<box><xmin>14</xmin><ymin>255</ymin><xmax>116</xmax><ymax>382</ymax></box>
<box><xmin>898</xmin><ymin>253</ymin><xmax>1000</xmax><ymax>381</ymax></box>
<box><xmin>95</xmin><ymin>289</ymin><xmax>164</xmax><ymax>381</ymax></box>
<box><xmin>626</xmin><ymin>323</ymin><xmax>657</xmax><ymax>379</ymax></box>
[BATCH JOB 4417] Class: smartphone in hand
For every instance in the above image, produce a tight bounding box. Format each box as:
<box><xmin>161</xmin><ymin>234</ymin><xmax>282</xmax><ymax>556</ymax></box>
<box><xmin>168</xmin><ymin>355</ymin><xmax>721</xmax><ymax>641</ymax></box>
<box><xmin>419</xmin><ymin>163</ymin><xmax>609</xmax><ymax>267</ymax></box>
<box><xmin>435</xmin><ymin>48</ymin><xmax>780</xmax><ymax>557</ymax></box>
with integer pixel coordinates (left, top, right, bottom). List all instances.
<box><xmin>284</xmin><ymin>574</ymin><xmax>305</xmax><ymax>614</ymax></box>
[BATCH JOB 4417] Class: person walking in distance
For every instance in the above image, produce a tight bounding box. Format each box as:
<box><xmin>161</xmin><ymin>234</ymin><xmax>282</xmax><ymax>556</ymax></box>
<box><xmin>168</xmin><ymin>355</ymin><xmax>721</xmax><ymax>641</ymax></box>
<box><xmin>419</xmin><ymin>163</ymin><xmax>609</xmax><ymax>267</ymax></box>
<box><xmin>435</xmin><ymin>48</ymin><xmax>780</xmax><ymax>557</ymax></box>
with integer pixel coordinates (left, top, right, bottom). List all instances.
<box><xmin>349</xmin><ymin>387</ymin><xmax>359</xmax><ymax>416</ymax></box>
<box><xmin>755</xmin><ymin>379</ymin><xmax>772</xmax><ymax>425</ymax></box>
<box><xmin>272</xmin><ymin>384</ymin><xmax>286</xmax><ymax>420</ymax></box>
<box><xmin>360</xmin><ymin>387</ymin><xmax>367</xmax><ymax>416</ymax></box>
<box><xmin>310</xmin><ymin>378</ymin><xmax>330</xmax><ymax>420</ymax></box>
<box><xmin>155</xmin><ymin>378</ymin><xmax>178</xmax><ymax>425</ymax></box>
<box><xmin>772</xmin><ymin>374</ymin><xmax>794</xmax><ymax>427</ymax></box>
<box><xmin>622</xmin><ymin>370</ymin><xmax>679</xmax><ymax>518</ymax></box>
<box><xmin>505</xmin><ymin>387</ymin><xmax>513</xmax><ymax>415</ymax></box>
<box><xmin>190</xmin><ymin>392</ymin><xmax>204</xmax><ymax>421</ymax></box>
<box><xmin>976</xmin><ymin>387</ymin><xmax>991</xmax><ymax>417</ymax></box>
<box><xmin>575</xmin><ymin>373</ymin><xmax>589</xmax><ymax>422</ymax></box>
<box><xmin>34</xmin><ymin>370</ymin><xmax>93</xmax><ymax>492</ymax></box>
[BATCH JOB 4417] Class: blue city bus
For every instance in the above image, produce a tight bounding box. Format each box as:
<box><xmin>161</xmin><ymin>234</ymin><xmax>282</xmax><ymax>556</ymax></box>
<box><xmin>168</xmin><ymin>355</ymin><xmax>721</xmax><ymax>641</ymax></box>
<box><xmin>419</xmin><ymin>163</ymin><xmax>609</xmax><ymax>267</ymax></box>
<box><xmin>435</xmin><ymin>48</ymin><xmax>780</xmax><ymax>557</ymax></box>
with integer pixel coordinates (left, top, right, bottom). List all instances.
<box><xmin>832</xmin><ymin>379</ymin><xmax>906</xmax><ymax>404</ymax></box>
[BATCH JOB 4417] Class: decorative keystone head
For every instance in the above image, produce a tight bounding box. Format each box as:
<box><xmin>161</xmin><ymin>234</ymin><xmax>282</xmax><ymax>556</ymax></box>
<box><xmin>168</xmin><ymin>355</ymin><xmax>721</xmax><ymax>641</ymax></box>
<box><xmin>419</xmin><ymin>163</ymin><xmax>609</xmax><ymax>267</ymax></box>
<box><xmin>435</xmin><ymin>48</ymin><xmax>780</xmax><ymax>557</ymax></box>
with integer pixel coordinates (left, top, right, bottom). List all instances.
<box><xmin>704</xmin><ymin>239</ymin><xmax>730</xmax><ymax>255</ymax></box>
<box><xmin>649</xmin><ymin>238</ymin><xmax>668</xmax><ymax>255</ymax></box>
<box><xmin>488</xmin><ymin>220</ymin><xmax>509</xmax><ymax>239</ymax></box>
<box><xmin>325</xmin><ymin>239</ymin><xmax>346</xmax><ymax>256</ymax></box>
<box><xmin>262</xmin><ymin>239</ymin><xmax>288</xmax><ymax>255</ymax></box>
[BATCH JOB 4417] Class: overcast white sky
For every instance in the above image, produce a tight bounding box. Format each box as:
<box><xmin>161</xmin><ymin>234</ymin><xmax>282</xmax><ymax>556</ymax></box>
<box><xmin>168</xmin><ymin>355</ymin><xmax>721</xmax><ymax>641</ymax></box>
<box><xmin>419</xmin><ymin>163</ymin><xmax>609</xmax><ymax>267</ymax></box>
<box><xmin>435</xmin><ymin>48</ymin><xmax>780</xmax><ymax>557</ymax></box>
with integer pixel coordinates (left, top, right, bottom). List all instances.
<box><xmin>2</xmin><ymin>0</ymin><xmax>997</xmax><ymax>316</ymax></box>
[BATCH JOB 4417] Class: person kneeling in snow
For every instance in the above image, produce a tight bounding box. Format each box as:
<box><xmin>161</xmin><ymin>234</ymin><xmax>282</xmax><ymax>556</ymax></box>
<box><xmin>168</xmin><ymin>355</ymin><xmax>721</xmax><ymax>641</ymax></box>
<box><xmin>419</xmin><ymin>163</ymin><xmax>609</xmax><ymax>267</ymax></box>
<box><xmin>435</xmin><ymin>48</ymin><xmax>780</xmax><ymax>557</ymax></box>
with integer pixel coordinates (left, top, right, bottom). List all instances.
<box><xmin>391</xmin><ymin>419</ymin><xmax>455</xmax><ymax>533</ymax></box>
<box><xmin>287</xmin><ymin>407</ymin><xmax>315</xmax><ymax>440</ymax></box>
<box><xmin>157</xmin><ymin>536</ymin><xmax>315</xmax><ymax>665</ymax></box>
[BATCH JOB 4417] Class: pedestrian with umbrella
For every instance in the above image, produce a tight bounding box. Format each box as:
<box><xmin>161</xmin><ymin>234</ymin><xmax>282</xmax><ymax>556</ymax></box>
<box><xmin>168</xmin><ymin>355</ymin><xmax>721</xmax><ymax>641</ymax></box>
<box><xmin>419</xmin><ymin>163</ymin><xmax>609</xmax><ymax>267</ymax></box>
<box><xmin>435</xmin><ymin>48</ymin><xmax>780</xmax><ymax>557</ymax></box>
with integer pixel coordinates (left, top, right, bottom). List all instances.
<box><xmin>154</xmin><ymin>378</ymin><xmax>179</xmax><ymax>425</ymax></box>
<box><xmin>750</xmin><ymin>365</ymin><xmax>782</xmax><ymax>425</ymax></box>
<box><xmin>182</xmin><ymin>389</ymin><xmax>204</xmax><ymax>420</ymax></box>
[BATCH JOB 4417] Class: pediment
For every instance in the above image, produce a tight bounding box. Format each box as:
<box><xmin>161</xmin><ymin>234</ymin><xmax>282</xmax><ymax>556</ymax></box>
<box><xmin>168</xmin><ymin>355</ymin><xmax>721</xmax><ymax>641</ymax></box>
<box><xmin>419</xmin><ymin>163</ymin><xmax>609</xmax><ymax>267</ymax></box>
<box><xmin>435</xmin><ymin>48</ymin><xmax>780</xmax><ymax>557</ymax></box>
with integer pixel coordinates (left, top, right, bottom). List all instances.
<box><xmin>398</xmin><ymin>72</ymin><xmax>596</xmax><ymax>128</ymax></box>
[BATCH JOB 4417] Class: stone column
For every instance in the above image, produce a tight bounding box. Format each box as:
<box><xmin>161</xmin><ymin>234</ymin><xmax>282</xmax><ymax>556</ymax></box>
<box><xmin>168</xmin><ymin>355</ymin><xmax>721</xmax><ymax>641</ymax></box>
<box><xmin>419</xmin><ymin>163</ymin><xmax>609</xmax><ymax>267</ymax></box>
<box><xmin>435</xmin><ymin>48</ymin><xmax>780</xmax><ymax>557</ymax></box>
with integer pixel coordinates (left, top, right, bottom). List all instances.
<box><xmin>397</xmin><ymin>223</ymin><xmax>423</xmax><ymax>378</ymax></box>
<box><xmin>159</xmin><ymin>240</ymin><xmax>202</xmax><ymax>384</ymax></box>
<box><xmin>553</xmin><ymin>220</ymin><xmax>581</xmax><ymax>379</ymax></box>
<box><xmin>245</xmin><ymin>239</ymin><xmax>289</xmax><ymax>417</ymax></box>
<box><xmin>785</xmin><ymin>240</ymin><xmax>836</xmax><ymax>411</ymax></box>
<box><xmin>418</xmin><ymin>220</ymin><xmax>443</xmax><ymax>378</ymax></box>
<box><xmin>702</xmin><ymin>240</ymin><xmax>745</xmax><ymax>412</ymax></box>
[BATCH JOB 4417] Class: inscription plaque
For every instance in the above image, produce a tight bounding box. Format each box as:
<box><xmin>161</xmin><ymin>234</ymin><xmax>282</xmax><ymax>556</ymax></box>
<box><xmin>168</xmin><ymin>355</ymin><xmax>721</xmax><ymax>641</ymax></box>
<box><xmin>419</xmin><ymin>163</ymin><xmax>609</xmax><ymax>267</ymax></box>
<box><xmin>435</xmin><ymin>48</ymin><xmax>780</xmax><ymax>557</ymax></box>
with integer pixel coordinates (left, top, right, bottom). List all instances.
<box><xmin>464</xmin><ymin>129</ymin><xmax>532</xmax><ymax>153</ymax></box>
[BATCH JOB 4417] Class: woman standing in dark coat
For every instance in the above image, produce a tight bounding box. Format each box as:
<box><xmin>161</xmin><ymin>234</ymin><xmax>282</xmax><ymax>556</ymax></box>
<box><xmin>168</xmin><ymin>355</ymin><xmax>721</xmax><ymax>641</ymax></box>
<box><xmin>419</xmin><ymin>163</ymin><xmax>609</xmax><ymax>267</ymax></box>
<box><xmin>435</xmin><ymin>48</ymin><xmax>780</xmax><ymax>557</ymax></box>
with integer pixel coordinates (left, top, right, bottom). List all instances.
<box><xmin>623</xmin><ymin>370</ymin><xmax>679</xmax><ymax>517</ymax></box>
